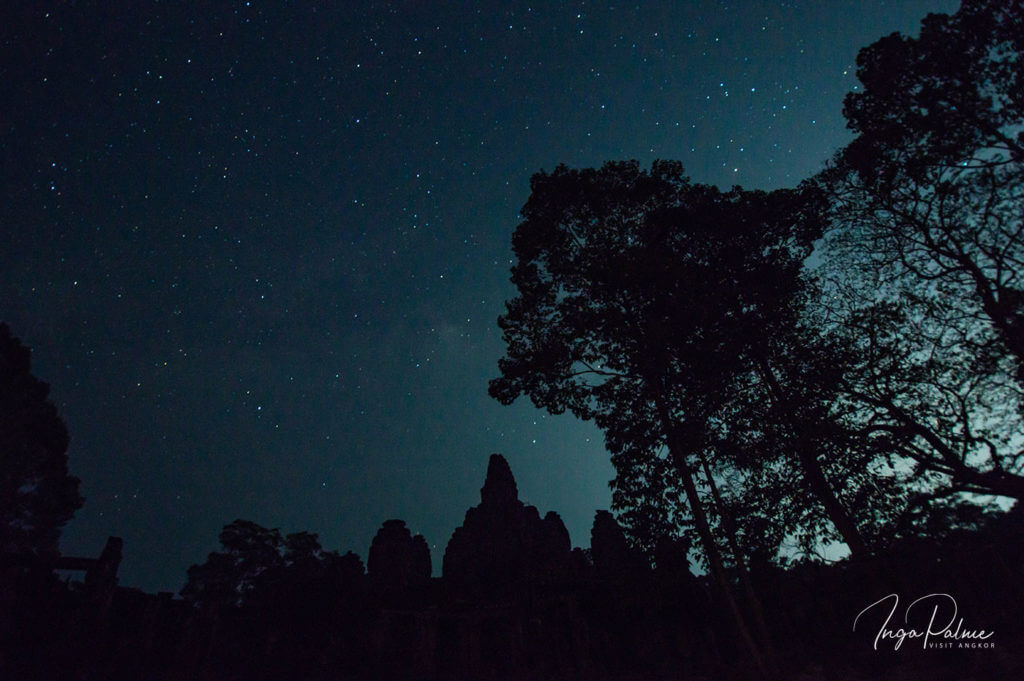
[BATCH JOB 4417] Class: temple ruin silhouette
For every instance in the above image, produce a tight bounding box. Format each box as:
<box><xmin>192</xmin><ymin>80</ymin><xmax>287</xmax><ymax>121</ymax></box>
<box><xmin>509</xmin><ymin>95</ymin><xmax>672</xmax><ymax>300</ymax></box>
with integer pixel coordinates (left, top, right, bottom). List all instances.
<box><xmin>3</xmin><ymin>453</ymin><xmax>1021</xmax><ymax>680</ymax></box>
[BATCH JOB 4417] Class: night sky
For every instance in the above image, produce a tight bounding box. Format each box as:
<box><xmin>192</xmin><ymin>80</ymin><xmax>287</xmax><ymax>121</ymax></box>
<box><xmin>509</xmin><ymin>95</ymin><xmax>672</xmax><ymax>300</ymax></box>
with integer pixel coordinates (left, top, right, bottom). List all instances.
<box><xmin>1</xmin><ymin>1</ymin><xmax>957</xmax><ymax>593</ymax></box>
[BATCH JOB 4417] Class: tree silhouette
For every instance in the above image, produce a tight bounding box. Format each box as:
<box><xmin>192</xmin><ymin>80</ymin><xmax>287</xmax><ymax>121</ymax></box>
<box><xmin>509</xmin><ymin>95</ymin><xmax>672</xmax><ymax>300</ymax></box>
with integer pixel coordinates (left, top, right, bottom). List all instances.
<box><xmin>181</xmin><ymin>519</ymin><xmax>286</xmax><ymax>607</ymax></box>
<box><xmin>826</xmin><ymin>0</ymin><xmax>1024</xmax><ymax>375</ymax></box>
<box><xmin>490</xmin><ymin>161</ymin><xmax>860</xmax><ymax>675</ymax></box>
<box><xmin>609</xmin><ymin>436</ymin><xmax>688</xmax><ymax>563</ymax></box>
<box><xmin>816</xmin><ymin>0</ymin><xmax>1024</xmax><ymax>502</ymax></box>
<box><xmin>0</xmin><ymin>322</ymin><xmax>82</xmax><ymax>559</ymax></box>
<box><xmin>843</xmin><ymin>0</ymin><xmax>1022</xmax><ymax>175</ymax></box>
<box><xmin>181</xmin><ymin>518</ymin><xmax>360</xmax><ymax>608</ymax></box>
<box><xmin>180</xmin><ymin>519</ymin><xmax>367</xmax><ymax>678</ymax></box>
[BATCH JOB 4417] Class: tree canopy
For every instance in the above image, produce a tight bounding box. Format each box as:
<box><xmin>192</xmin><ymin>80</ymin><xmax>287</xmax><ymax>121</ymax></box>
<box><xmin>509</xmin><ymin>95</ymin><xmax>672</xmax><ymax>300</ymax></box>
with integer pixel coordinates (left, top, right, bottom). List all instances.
<box><xmin>181</xmin><ymin>518</ymin><xmax>363</xmax><ymax>609</ymax></box>
<box><xmin>816</xmin><ymin>0</ymin><xmax>1024</xmax><ymax>504</ymax></box>
<box><xmin>490</xmin><ymin>1</ymin><xmax>1024</xmax><ymax>608</ymax></box>
<box><xmin>0</xmin><ymin>323</ymin><xmax>83</xmax><ymax>558</ymax></box>
<box><xmin>490</xmin><ymin>161</ymin><xmax>861</xmax><ymax>674</ymax></box>
<box><xmin>490</xmin><ymin>161</ymin><xmax>890</xmax><ymax>561</ymax></box>
<box><xmin>842</xmin><ymin>0</ymin><xmax>1022</xmax><ymax>176</ymax></box>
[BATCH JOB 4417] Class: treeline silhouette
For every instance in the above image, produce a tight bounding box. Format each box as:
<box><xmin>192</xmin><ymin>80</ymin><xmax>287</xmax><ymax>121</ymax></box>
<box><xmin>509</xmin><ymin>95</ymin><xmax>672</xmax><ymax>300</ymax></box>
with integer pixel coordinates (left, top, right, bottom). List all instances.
<box><xmin>1</xmin><ymin>451</ymin><xmax>1022</xmax><ymax>680</ymax></box>
<box><xmin>2</xmin><ymin>0</ymin><xmax>1023</xmax><ymax>678</ymax></box>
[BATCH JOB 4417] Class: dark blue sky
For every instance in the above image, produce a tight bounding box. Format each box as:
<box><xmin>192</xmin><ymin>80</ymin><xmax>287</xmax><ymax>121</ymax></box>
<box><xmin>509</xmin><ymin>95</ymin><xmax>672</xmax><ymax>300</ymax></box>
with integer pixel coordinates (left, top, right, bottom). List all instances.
<box><xmin>1</xmin><ymin>0</ymin><xmax>956</xmax><ymax>593</ymax></box>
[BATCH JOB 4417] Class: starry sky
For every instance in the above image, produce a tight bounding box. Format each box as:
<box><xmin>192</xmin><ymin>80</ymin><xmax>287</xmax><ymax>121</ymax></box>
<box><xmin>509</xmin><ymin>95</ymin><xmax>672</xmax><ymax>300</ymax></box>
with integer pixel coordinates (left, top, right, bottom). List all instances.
<box><xmin>1</xmin><ymin>1</ymin><xmax>957</xmax><ymax>593</ymax></box>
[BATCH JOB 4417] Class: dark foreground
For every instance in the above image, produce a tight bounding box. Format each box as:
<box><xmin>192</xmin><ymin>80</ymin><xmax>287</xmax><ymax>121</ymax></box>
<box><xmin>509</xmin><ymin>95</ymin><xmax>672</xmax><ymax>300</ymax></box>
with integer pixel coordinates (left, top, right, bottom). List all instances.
<box><xmin>3</xmin><ymin>456</ymin><xmax>1022</xmax><ymax>680</ymax></box>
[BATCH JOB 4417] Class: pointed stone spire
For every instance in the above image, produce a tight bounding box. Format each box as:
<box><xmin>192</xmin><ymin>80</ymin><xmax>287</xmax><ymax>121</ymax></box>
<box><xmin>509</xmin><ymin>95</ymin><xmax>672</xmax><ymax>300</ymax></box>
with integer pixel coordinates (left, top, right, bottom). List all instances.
<box><xmin>444</xmin><ymin>453</ymin><xmax>571</xmax><ymax>596</ymax></box>
<box><xmin>480</xmin><ymin>453</ymin><xmax>518</xmax><ymax>506</ymax></box>
<box><xmin>591</xmin><ymin>510</ymin><xmax>641</xmax><ymax>578</ymax></box>
<box><xmin>367</xmin><ymin>519</ymin><xmax>431</xmax><ymax>590</ymax></box>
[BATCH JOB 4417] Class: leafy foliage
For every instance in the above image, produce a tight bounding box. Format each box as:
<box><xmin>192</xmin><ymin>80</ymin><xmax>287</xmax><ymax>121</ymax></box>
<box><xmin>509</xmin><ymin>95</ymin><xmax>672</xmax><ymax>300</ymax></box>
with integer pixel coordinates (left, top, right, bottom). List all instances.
<box><xmin>843</xmin><ymin>0</ymin><xmax>1023</xmax><ymax>177</ymax></box>
<box><xmin>816</xmin><ymin>0</ymin><xmax>1024</xmax><ymax>503</ymax></box>
<box><xmin>0</xmin><ymin>323</ymin><xmax>83</xmax><ymax>558</ymax></box>
<box><xmin>181</xmin><ymin>518</ymin><xmax>363</xmax><ymax>608</ymax></box>
<box><xmin>490</xmin><ymin>160</ymin><xmax>883</xmax><ymax>567</ymax></box>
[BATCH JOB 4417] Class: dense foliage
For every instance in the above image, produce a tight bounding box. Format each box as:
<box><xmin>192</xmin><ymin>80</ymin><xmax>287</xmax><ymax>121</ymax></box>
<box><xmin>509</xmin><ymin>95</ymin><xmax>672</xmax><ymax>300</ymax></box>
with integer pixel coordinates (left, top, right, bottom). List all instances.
<box><xmin>0</xmin><ymin>323</ymin><xmax>82</xmax><ymax>558</ymax></box>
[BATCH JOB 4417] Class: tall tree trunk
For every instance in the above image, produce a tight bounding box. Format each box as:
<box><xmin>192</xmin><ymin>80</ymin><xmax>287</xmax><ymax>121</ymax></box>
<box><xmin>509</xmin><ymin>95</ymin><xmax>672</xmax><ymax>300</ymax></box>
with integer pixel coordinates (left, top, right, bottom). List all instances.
<box><xmin>652</xmin><ymin>391</ymin><xmax>772</xmax><ymax>679</ymax></box>
<box><xmin>697</xmin><ymin>452</ymin><xmax>776</xmax><ymax>668</ymax></box>
<box><xmin>754</xmin><ymin>355</ymin><xmax>871</xmax><ymax>558</ymax></box>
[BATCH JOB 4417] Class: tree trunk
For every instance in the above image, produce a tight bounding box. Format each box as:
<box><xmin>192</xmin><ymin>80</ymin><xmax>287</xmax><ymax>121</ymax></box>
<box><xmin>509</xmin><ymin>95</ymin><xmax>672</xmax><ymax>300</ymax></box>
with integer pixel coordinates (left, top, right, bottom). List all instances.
<box><xmin>652</xmin><ymin>391</ymin><xmax>772</xmax><ymax>679</ymax></box>
<box><xmin>697</xmin><ymin>452</ymin><xmax>776</xmax><ymax>666</ymax></box>
<box><xmin>754</xmin><ymin>355</ymin><xmax>871</xmax><ymax>558</ymax></box>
